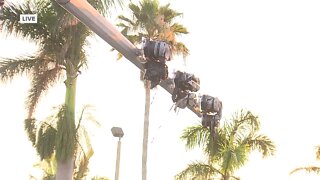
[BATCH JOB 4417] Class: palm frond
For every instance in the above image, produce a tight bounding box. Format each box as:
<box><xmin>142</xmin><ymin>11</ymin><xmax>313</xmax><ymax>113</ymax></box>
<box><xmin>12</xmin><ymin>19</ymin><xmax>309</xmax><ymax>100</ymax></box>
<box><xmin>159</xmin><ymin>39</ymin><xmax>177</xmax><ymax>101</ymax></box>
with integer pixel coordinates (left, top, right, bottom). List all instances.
<box><xmin>128</xmin><ymin>3</ymin><xmax>141</xmax><ymax>20</ymax></box>
<box><xmin>159</xmin><ymin>4</ymin><xmax>182</xmax><ymax>23</ymax></box>
<box><xmin>31</xmin><ymin>104</ymin><xmax>97</xmax><ymax>178</ymax></box>
<box><xmin>220</xmin><ymin>143</ymin><xmax>248</xmax><ymax>174</ymax></box>
<box><xmin>175</xmin><ymin>162</ymin><xmax>222</xmax><ymax>180</ymax></box>
<box><xmin>24</xmin><ymin>118</ymin><xmax>37</xmax><ymax>146</ymax></box>
<box><xmin>26</xmin><ymin>66</ymin><xmax>64</xmax><ymax>118</ymax></box>
<box><xmin>38</xmin><ymin>35</ymin><xmax>69</xmax><ymax>67</ymax></box>
<box><xmin>0</xmin><ymin>57</ymin><xmax>41</xmax><ymax>82</ymax></box>
<box><xmin>55</xmin><ymin>105</ymin><xmax>76</xmax><ymax>162</ymax></box>
<box><xmin>221</xmin><ymin>147</ymin><xmax>232</xmax><ymax>176</ymax></box>
<box><xmin>244</xmin><ymin>134</ymin><xmax>276</xmax><ymax>157</ymax></box>
<box><xmin>1</xmin><ymin>1</ymin><xmax>50</xmax><ymax>40</ymax></box>
<box><xmin>76</xmin><ymin>106</ymin><xmax>87</xmax><ymax>132</ymax></box>
<box><xmin>118</xmin><ymin>15</ymin><xmax>136</xmax><ymax>26</ymax></box>
<box><xmin>88</xmin><ymin>0</ymin><xmax>123</xmax><ymax>16</ymax></box>
<box><xmin>237</xmin><ymin>110</ymin><xmax>260</xmax><ymax>132</ymax></box>
<box><xmin>290</xmin><ymin>166</ymin><xmax>320</xmax><ymax>175</ymax></box>
<box><xmin>117</xmin><ymin>0</ymin><xmax>189</xmax><ymax>62</ymax></box>
<box><xmin>138</xmin><ymin>0</ymin><xmax>159</xmax><ymax>35</ymax></box>
<box><xmin>210</xmin><ymin>128</ymin><xmax>229</xmax><ymax>158</ymax></box>
<box><xmin>74</xmin><ymin>142</ymin><xmax>94</xmax><ymax>180</ymax></box>
<box><xmin>79</xmin><ymin>47</ymin><xmax>89</xmax><ymax>71</ymax></box>
<box><xmin>172</xmin><ymin>41</ymin><xmax>189</xmax><ymax>58</ymax></box>
<box><xmin>127</xmin><ymin>34</ymin><xmax>142</xmax><ymax>44</ymax></box>
<box><xmin>45</xmin><ymin>104</ymin><xmax>64</xmax><ymax>124</ymax></box>
<box><xmin>117</xmin><ymin>22</ymin><xmax>129</xmax><ymax>31</ymax></box>
<box><xmin>33</xmin><ymin>154</ymin><xmax>56</xmax><ymax>178</ymax></box>
<box><xmin>80</xmin><ymin>127</ymin><xmax>92</xmax><ymax>152</ymax></box>
<box><xmin>229</xmin><ymin>110</ymin><xmax>260</xmax><ymax>140</ymax></box>
<box><xmin>140</xmin><ymin>0</ymin><xmax>159</xmax><ymax>18</ymax></box>
<box><xmin>53</xmin><ymin>13</ymin><xmax>80</xmax><ymax>35</ymax></box>
<box><xmin>181</xmin><ymin>125</ymin><xmax>210</xmax><ymax>150</ymax></box>
<box><xmin>76</xmin><ymin>105</ymin><xmax>99</xmax><ymax>131</ymax></box>
<box><xmin>171</xmin><ymin>23</ymin><xmax>188</xmax><ymax>34</ymax></box>
<box><xmin>117</xmin><ymin>22</ymin><xmax>142</xmax><ymax>45</ymax></box>
<box><xmin>74</xmin><ymin>125</ymin><xmax>94</xmax><ymax>180</ymax></box>
<box><xmin>36</xmin><ymin>123</ymin><xmax>57</xmax><ymax>160</ymax></box>
<box><xmin>25</xmin><ymin>105</ymin><xmax>62</xmax><ymax>148</ymax></box>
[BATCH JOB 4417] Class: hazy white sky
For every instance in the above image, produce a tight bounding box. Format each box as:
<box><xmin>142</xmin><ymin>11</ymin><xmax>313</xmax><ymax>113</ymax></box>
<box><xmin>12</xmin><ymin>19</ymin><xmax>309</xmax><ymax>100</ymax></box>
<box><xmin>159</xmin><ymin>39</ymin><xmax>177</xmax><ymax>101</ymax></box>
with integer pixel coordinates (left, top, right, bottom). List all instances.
<box><xmin>1</xmin><ymin>0</ymin><xmax>320</xmax><ymax>180</ymax></box>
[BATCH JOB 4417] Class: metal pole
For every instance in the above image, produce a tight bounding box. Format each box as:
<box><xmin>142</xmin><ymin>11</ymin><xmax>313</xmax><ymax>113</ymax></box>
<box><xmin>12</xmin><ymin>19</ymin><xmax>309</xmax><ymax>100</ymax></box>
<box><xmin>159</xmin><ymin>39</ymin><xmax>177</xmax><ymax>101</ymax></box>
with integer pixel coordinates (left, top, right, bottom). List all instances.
<box><xmin>142</xmin><ymin>81</ymin><xmax>150</xmax><ymax>180</ymax></box>
<box><xmin>115</xmin><ymin>138</ymin><xmax>122</xmax><ymax>180</ymax></box>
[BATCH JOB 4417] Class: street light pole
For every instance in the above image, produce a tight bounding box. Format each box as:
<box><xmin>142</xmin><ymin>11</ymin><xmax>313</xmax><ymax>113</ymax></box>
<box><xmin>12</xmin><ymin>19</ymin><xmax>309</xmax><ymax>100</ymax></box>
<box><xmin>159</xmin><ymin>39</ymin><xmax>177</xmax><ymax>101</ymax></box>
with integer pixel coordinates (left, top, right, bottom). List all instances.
<box><xmin>111</xmin><ymin>127</ymin><xmax>124</xmax><ymax>180</ymax></box>
<box><xmin>115</xmin><ymin>137</ymin><xmax>122</xmax><ymax>180</ymax></box>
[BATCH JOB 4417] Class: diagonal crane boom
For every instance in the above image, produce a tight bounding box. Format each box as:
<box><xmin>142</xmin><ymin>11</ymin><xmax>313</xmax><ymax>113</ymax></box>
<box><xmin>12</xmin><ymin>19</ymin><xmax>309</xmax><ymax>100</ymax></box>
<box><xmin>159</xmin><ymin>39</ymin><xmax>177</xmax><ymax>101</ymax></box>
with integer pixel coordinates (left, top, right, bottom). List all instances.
<box><xmin>56</xmin><ymin>0</ymin><xmax>202</xmax><ymax>117</ymax></box>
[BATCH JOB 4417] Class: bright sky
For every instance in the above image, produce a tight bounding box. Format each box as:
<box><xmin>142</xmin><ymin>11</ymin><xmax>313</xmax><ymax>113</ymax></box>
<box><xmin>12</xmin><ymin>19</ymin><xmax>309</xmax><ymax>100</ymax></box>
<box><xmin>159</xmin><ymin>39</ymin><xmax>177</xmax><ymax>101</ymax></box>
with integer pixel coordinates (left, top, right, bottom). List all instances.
<box><xmin>1</xmin><ymin>0</ymin><xmax>320</xmax><ymax>180</ymax></box>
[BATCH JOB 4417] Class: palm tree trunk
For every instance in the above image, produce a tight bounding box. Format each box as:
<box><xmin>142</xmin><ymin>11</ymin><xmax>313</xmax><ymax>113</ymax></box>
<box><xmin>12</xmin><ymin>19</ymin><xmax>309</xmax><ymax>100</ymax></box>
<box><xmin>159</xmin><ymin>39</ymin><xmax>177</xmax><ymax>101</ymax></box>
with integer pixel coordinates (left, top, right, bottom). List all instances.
<box><xmin>56</xmin><ymin>24</ymin><xmax>81</xmax><ymax>179</ymax></box>
<box><xmin>56</xmin><ymin>159</ymin><xmax>74</xmax><ymax>180</ymax></box>
<box><xmin>142</xmin><ymin>80</ymin><xmax>151</xmax><ymax>180</ymax></box>
<box><xmin>223</xmin><ymin>174</ymin><xmax>230</xmax><ymax>180</ymax></box>
<box><xmin>56</xmin><ymin>76</ymin><xmax>77</xmax><ymax>180</ymax></box>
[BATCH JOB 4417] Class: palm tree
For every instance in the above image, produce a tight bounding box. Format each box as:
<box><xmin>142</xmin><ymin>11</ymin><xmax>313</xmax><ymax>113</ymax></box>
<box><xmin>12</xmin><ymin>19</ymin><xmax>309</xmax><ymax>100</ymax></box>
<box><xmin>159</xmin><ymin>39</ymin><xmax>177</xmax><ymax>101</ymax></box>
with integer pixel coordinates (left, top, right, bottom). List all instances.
<box><xmin>117</xmin><ymin>0</ymin><xmax>189</xmax><ymax>56</ymax></box>
<box><xmin>290</xmin><ymin>146</ymin><xmax>320</xmax><ymax>175</ymax></box>
<box><xmin>0</xmin><ymin>0</ymin><xmax>122</xmax><ymax>179</ymax></box>
<box><xmin>117</xmin><ymin>1</ymin><xmax>188</xmax><ymax>179</ymax></box>
<box><xmin>176</xmin><ymin>110</ymin><xmax>276</xmax><ymax>180</ymax></box>
<box><xmin>29</xmin><ymin>104</ymin><xmax>98</xmax><ymax>180</ymax></box>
